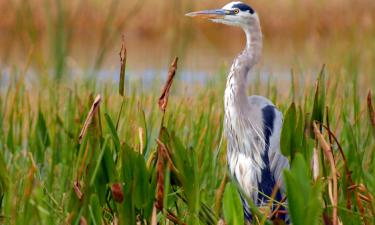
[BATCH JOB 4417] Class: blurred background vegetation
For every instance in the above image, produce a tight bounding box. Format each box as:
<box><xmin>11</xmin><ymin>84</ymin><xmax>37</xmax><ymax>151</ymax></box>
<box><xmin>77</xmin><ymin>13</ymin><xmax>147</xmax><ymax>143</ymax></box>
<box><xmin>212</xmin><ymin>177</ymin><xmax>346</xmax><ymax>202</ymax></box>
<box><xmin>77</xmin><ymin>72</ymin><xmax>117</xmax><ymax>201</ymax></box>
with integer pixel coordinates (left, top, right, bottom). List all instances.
<box><xmin>1</xmin><ymin>0</ymin><xmax>375</xmax><ymax>77</ymax></box>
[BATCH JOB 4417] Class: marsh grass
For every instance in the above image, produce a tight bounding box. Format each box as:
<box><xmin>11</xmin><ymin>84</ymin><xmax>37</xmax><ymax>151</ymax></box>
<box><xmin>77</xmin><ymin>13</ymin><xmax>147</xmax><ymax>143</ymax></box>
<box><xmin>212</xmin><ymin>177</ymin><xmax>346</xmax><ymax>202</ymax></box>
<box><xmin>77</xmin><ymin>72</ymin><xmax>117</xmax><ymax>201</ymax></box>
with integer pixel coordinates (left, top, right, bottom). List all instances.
<box><xmin>0</xmin><ymin>41</ymin><xmax>374</xmax><ymax>224</ymax></box>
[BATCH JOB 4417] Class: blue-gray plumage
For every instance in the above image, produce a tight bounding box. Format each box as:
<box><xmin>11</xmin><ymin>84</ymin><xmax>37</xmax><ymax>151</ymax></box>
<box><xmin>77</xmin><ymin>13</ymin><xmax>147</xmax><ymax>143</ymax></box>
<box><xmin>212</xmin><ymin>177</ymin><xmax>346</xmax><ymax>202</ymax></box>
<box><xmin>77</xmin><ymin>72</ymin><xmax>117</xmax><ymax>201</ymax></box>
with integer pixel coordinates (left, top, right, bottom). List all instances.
<box><xmin>259</xmin><ymin>105</ymin><xmax>277</xmax><ymax>202</ymax></box>
<box><xmin>186</xmin><ymin>1</ymin><xmax>290</xmax><ymax>223</ymax></box>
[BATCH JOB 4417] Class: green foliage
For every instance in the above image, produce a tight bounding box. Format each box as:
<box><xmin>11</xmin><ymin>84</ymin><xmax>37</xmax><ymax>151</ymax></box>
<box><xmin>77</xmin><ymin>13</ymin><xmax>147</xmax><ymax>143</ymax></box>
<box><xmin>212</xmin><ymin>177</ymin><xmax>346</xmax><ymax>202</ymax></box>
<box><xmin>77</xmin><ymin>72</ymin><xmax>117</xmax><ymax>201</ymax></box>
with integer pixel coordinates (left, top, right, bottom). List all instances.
<box><xmin>282</xmin><ymin>67</ymin><xmax>329</xmax><ymax>161</ymax></box>
<box><xmin>0</xmin><ymin>61</ymin><xmax>373</xmax><ymax>224</ymax></box>
<box><xmin>222</xmin><ymin>182</ymin><xmax>244</xmax><ymax>225</ymax></box>
<box><xmin>120</xmin><ymin>144</ymin><xmax>155</xmax><ymax>224</ymax></box>
<box><xmin>0</xmin><ymin>151</ymin><xmax>8</xmax><ymax>199</ymax></box>
<box><xmin>33</xmin><ymin>110</ymin><xmax>51</xmax><ymax>164</ymax></box>
<box><xmin>88</xmin><ymin>194</ymin><xmax>102</xmax><ymax>225</ymax></box>
<box><xmin>281</xmin><ymin>103</ymin><xmax>297</xmax><ymax>157</ymax></box>
<box><xmin>161</xmin><ymin>128</ymin><xmax>201</xmax><ymax>224</ymax></box>
<box><xmin>105</xmin><ymin>113</ymin><xmax>121</xmax><ymax>152</ymax></box>
<box><xmin>284</xmin><ymin>154</ymin><xmax>322</xmax><ymax>225</ymax></box>
<box><xmin>280</xmin><ymin>102</ymin><xmax>310</xmax><ymax>161</ymax></box>
<box><xmin>311</xmin><ymin>65</ymin><xmax>326</xmax><ymax>137</ymax></box>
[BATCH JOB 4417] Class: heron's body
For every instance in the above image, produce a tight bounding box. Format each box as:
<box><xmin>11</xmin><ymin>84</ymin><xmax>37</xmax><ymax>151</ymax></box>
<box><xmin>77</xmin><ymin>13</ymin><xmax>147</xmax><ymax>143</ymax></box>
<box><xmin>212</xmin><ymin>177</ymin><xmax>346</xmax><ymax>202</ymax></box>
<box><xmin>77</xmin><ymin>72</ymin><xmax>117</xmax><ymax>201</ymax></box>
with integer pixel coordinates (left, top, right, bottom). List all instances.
<box><xmin>187</xmin><ymin>1</ymin><xmax>289</xmax><ymax>222</ymax></box>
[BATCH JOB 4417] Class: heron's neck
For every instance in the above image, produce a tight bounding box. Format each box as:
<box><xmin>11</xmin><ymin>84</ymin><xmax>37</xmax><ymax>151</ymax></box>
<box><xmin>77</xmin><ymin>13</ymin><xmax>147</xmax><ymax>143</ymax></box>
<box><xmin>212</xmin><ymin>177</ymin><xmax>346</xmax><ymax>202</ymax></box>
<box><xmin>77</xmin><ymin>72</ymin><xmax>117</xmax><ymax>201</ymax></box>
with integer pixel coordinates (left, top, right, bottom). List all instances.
<box><xmin>225</xmin><ymin>20</ymin><xmax>262</xmax><ymax>109</ymax></box>
<box><xmin>244</xmin><ymin>21</ymin><xmax>262</xmax><ymax>62</ymax></box>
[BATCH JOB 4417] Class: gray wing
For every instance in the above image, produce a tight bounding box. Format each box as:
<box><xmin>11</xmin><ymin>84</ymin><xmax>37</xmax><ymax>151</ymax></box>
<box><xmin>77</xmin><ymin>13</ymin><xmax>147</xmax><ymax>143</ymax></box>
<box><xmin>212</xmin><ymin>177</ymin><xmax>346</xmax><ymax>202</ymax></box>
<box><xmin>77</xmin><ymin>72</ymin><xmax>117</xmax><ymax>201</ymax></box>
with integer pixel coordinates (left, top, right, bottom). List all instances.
<box><xmin>267</xmin><ymin>107</ymin><xmax>289</xmax><ymax>193</ymax></box>
<box><xmin>248</xmin><ymin>95</ymin><xmax>289</xmax><ymax>193</ymax></box>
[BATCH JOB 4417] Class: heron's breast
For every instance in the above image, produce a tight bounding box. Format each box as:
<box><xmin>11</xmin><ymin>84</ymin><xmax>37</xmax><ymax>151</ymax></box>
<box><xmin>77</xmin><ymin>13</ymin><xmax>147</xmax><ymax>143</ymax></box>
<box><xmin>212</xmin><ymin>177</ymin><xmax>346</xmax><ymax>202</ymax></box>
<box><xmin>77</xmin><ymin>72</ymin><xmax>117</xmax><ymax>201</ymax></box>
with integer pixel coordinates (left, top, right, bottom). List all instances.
<box><xmin>227</xmin><ymin>152</ymin><xmax>259</xmax><ymax>201</ymax></box>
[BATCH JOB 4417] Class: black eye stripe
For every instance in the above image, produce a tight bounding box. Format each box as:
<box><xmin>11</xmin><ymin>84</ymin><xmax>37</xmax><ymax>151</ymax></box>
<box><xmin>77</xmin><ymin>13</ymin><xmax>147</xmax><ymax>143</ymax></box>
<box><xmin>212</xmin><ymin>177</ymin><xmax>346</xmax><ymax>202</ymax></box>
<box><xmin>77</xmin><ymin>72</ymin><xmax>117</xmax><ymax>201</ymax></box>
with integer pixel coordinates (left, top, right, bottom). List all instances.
<box><xmin>232</xmin><ymin>3</ymin><xmax>255</xmax><ymax>14</ymax></box>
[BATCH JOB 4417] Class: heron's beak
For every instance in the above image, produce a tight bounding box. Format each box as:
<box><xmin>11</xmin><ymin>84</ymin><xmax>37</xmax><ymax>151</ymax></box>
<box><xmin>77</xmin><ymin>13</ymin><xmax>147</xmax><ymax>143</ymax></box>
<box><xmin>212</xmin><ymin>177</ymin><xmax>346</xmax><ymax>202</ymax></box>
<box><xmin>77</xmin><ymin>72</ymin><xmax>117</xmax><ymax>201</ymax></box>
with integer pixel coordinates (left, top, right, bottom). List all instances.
<box><xmin>185</xmin><ymin>9</ymin><xmax>228</xmax><ymax>19</ymax></box>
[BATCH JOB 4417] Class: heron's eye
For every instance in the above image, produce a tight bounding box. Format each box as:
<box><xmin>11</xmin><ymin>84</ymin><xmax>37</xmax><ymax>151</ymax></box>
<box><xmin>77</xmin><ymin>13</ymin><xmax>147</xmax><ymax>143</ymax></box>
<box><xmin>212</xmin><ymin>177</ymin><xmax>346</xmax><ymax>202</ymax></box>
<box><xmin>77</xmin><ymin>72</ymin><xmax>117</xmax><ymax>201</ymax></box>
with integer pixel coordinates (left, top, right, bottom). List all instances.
<box><xmin>233</xmin><ymin>9</ymin><xmax>240</xmax><ymax>14</ymax></box>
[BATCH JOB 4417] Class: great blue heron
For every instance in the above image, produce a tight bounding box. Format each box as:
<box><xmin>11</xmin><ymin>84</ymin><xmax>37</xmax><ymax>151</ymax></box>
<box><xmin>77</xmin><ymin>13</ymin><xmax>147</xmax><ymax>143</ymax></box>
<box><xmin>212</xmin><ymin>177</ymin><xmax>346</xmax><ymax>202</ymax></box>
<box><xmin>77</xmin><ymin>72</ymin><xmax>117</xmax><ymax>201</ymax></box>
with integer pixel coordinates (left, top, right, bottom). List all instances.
<box><xmin>187</xmin><ymin>1</ymin><xmax>290</xmax><ymax>223</ymax></box>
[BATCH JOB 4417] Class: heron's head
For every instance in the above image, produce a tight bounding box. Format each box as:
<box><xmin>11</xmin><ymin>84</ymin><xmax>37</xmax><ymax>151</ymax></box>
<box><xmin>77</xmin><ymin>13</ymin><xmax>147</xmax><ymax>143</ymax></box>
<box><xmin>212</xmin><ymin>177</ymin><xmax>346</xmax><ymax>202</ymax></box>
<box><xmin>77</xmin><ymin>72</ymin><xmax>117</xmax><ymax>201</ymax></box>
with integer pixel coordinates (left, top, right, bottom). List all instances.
<box><xmin>186</xmin><ymin>2</ymin><xmax>258</xmax><ymax>27</ymax></box>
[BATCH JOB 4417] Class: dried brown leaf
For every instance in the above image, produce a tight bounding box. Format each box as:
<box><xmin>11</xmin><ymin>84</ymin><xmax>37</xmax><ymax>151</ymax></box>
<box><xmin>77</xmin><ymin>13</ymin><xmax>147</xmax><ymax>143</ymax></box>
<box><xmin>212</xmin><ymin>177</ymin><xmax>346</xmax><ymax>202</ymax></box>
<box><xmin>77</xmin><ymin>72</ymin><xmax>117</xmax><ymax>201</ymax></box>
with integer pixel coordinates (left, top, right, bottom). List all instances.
<box><xmin>214</xmin><ymin>174</ymin><xmax>228</xmax><ymax>215</ymax></box>
<box><xmin>347</xmin><ymin>184</ymin><xmax>358</xmax><ymax>191</ymax></box>
<box><xmin>358</xmin><ymin>193</ymin><xmax>372</xmax><ymax>203</ymax></box>
<box><xmin>24</xmin><ymin>153</ymin><xmax>37</xmax><ymax>198</ymax></box>
<box><xmin>77</xmin><ymin>144</ymin><xmax>89</xmax><ymax>181</ymax></box>
<box><xmin>156</xmin><ymin>139</ymin><xmax>179</xmax><ymax>175</ymax></box>
<box><xmin>164</xmin><ymin>209</ymin><xmax>186</xmax><ymax>225</ymax></box>
<box><xmin>313</xmin><ymin>122</ymin><xmax>338</xmax><ymax>225</ymax></box>
<box><xmin>154</xmin><ymin>139</ymin><xmax>187</xmax><ymax>225</ymax></box>
<box><xmin>155</xmin><ymin>139</ymin><xmax>165</xmax><ymax>209</ymax></box>
<box><xmin>318</xmin><ymin>122</ymin><xmax>354</xmax><ymax>210</ymax></box>
<box><xmin>78</xmin><ymin>95</ymin><xmax>102</xmax><ymax>144</ymax></box>
<box><xmin>73</xmin><ymin>181</ymin><xmax>83</xmax><ymax>201</ymax></box>
<box><xmin>158</xmin><ymin>57</ymin><xmax>178</xmax><ymax>112</ymax></box>
<box><xmin>64</xmin><ymin>213</ymin><xmax>74</xmax><ymax>225</ymax></box>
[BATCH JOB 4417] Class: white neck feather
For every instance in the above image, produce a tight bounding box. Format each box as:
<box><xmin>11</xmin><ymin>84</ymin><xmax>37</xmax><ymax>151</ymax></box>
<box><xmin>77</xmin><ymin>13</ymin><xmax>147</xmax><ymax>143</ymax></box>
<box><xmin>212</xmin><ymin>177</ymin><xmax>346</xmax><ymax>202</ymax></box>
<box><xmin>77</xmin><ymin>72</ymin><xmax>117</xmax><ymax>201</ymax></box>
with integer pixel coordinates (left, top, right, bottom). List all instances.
<box><xmin>224</xmin><ymin>17</ymin><xmax>263</xmax><ymax>110</ymax></box>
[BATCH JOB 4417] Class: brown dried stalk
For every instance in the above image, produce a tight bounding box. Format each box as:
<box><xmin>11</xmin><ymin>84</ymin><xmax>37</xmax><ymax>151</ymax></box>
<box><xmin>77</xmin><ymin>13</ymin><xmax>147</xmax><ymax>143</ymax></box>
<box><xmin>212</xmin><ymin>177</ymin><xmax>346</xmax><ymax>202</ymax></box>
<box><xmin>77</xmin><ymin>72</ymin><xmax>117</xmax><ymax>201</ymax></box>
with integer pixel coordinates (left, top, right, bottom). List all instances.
<box><xmin>155</xmin><ymin>138</ymin><xmax>180</xmax><ymax>208</ymax></box>
<box><xmin>153</xmin><ymin>57</ymin><xmax>183</xmax><ymax>224</ymax></box>
<box><xmin>79</xmin><ymin>217</ymin><xmax>87</xmax><ymax>225</ymax></box>
<box><xmin>139</xmin><ymin>127</ymin><xmax>144</xmax><ymax>154</ymax></box>
<box><xmin>155</xmin><ymin>139</ymin><xmax>165</xmax><ymax>209</ymax></box>
<box><xmin>151</xmin><ymin>204</ymin><xmax>158</xmax><ymax>225</ymax></box>
<box><xmin>73</xmin><ymin>181</ymin><xmax>83</xmax><ymax>201</ymax></box>
<box><xmin>78</xmin><ymin>95</ymin><xmax>102</xmax><ymax>144</ymax></box>
<box><xmin>158</xmin><ymin>57</ymin><xmax>178</xmax><ymax>112</ymax></box>
<box><xmin>113</xmin><ymin>216</ymin><xmax>119</xmax><ymax>225</ymax></box>
<box><xmin>312</xmin><ymin>147</ymin><xmax>320</xmax><ymax>182</ymax></box>
<box><xmin>64</xmin><ymin>213</ymin><xmax>74</xmax><ymax>225</ymax></box>
<box><xmin>358</xmin><ymin>193</ymin><xmax>372</xmax><ymax>203</ymax></box>
<box><xmin>367</xmin><ymin>90</ymin><xmax>375</xmax><ymax>127</ymax></box>
<box><xmin>165</xmin><ymin>209</ymin><xmax>187</xmax><ymax>225</ymax></box>
<box><xmin>317</xmin><ymin>122</ymin><xmax>366</xmax><ymax>215</ymax></box>
<box><xmin>119</xmin><ymin>35</ymin><xmax>127</xmax><ymax>97</ymax></box>
<box><xmin>77</xmin><ymin>144</ymin><xmax>89</xmax><ymax>182</ymax></box>
<box><xmin>313</xmin><ymin>122</ymin><xmax>338</xmax><ymax>225</ymax></box>
<box><xmin>269</xmin><ymin>196</ymin><xmax>288</xmax><ymax>219</ymax></box>
<box><xmin>154</xmin><ymin>138</ymin><xmax>186</xmax><ymax>225</ymax></box>
<box><xmin>214</xmin><ymin>174</ymin><xmax>228</xmax><ymax>215</ymax></box>
<box><xmin>25</xmin><ymin>153</ymin><xmax>37</xmax><ymax>198</ymax></box>
<box><xmin>156</xmin><ymin>139</ymin><xmax>179</xmax><ymax>174</ymax></box>
<box><xmin>217</xmin><ymin>219</ymin><xmax>226</xmax><ymax>225</ymax></box>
